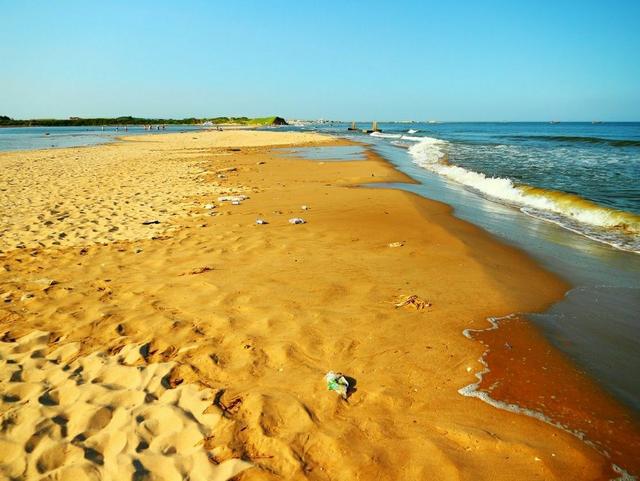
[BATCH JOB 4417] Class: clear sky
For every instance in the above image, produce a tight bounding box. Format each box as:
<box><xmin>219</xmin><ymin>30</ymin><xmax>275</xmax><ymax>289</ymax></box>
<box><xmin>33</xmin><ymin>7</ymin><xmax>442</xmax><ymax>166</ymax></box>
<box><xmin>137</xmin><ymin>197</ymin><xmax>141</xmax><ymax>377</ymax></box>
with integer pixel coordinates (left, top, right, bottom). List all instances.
<box><xmin>1</xmin><ymin>0</ymin><xmax>639</xmax><ymax>121</ymax></box>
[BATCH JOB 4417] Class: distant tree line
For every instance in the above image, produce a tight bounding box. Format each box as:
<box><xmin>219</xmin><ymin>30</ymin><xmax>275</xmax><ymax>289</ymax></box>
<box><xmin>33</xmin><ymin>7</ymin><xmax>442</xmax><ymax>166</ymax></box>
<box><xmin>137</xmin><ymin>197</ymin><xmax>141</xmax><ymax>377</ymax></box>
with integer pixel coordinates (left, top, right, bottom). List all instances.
<box><xmin>0</xmin><ymin>115</ymin><xmax>287</xmax><ymax>127</ymax></box>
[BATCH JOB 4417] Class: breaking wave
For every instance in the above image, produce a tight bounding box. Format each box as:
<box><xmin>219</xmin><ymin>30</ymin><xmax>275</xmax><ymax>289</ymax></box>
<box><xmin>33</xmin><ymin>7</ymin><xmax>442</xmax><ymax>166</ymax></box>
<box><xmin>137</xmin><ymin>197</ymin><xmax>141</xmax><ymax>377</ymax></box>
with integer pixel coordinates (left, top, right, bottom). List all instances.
<box><xmin>369</xmin><ymin>132</ymin><xmax>402</xmax><ymax>139</ymax></box>
<box><xmin>408</xmin><ymin>137</ymin><xmax>640</xmax><ymax>252</ymax></box>
<box><xmin>370</xmin><ymin>132</ymin><xmax>424</xmax><ymax>142</ymax></box>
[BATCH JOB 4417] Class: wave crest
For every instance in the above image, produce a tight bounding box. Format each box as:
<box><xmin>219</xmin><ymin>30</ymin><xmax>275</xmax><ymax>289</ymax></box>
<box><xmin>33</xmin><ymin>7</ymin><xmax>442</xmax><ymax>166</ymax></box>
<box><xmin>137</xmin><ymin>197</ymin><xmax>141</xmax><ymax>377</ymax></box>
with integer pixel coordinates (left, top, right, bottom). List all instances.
<box><xmin>408</xmin><ymin>137</ymin><xmax>640</xmax><ymax>252</ymax></box>
<box><xmin>370</xmin><ymin>132</ymin><xmax>402</xmax><ymax>139</ymax></box>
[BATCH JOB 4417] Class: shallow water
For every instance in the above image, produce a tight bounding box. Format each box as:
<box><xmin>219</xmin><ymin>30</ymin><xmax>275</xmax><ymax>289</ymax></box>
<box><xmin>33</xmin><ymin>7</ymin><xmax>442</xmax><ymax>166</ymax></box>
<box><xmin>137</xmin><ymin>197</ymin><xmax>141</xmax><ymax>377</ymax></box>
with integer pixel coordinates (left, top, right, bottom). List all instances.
<box><xmin>276</xmin><ymin>145</ymin><xmax>367</xmax><ymax>161</ymax></box>
<box><xmin>0</xmin><ymin>125</ymin><xmax>202</xmax><ymax>152</ymax></box>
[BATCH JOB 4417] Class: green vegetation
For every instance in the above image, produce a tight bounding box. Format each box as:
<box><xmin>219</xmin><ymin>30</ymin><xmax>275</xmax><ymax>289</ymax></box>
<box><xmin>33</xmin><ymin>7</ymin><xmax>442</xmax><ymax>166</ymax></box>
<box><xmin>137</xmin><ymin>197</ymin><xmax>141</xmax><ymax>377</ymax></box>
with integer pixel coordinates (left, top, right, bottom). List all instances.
<box><xmin>205</xmin><ymin>116</ymin><xmax>286</xmax><ymax>126</ymax></box>
<box><xmin>233</xmin><ymin>116</ymin><xmax>286</xmax><ymax>126</ymax></box>
<box><xmin>0</xmin><ymin>115</ymin><xmax>287</xmax><ymax>127</ymax></box>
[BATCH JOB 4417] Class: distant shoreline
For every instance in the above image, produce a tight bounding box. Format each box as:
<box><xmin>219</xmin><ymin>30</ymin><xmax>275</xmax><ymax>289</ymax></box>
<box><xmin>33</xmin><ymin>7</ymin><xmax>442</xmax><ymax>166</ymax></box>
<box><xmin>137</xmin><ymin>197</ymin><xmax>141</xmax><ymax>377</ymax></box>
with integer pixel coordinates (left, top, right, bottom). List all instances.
<box><xmin>0</xmin><ymin>123</ymin><xmax>275</xmax><ymax>153</ymax></box>
<box><xmin>0</xmin><ymin>115</ymin><xmax>287</xmax><ymax>128</ymax></box>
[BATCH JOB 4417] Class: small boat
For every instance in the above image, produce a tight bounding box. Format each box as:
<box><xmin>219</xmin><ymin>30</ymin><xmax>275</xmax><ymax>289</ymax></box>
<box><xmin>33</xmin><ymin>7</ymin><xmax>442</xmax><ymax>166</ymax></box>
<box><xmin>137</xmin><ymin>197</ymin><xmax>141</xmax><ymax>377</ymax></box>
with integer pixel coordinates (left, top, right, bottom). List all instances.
<box><xmin>347</xmin><ymin>121</ymin><xmax>358</xmax><ymax>131</ymax></box>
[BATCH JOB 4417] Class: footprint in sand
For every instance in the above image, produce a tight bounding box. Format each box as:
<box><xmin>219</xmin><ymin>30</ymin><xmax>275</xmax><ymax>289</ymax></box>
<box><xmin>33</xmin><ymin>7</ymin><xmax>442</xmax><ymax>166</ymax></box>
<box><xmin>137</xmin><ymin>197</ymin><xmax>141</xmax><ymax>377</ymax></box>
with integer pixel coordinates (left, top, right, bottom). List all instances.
<box><xmin>0</xmin><ymin>331</ymin><xmax>251</xmax><ymax>481</ymax></box>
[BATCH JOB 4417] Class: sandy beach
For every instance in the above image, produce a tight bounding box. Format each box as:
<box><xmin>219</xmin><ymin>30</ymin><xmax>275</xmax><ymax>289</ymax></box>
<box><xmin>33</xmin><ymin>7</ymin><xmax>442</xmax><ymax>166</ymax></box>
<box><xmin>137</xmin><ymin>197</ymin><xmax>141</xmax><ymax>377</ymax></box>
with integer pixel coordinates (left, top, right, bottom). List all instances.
<box><xmin>0</xmin><ymin>130</ymin><xmax>637</xmax><ymax>480</ymax></box>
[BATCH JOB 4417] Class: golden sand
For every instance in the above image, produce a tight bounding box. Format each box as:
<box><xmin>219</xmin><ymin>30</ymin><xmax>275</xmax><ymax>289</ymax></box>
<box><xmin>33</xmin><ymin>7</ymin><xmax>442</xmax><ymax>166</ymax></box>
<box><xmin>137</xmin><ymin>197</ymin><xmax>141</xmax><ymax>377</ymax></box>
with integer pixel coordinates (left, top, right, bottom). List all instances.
<box><xmin>0</xmin><ymin>130</ymin><xmax>631</xmax><ymax>480</ymax></box>
<box><xmin>0</xmin><ymin>331</ymin><xmax>250</xmax><ymax>480</ymax></box>
<box><xmin>0</xmin><ymin>131</ymin><xmax>326</xmax><ymax>251</ymax></box>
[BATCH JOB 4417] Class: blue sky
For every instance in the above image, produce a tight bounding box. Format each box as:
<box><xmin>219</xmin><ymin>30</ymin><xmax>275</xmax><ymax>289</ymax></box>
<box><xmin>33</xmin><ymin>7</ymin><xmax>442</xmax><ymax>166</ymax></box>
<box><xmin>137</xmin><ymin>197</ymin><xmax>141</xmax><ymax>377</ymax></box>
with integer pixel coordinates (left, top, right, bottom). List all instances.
<box><xmin>1</xmin><ymin>1</ymin><xmax>639</xmax><ymax>120</ymax></box>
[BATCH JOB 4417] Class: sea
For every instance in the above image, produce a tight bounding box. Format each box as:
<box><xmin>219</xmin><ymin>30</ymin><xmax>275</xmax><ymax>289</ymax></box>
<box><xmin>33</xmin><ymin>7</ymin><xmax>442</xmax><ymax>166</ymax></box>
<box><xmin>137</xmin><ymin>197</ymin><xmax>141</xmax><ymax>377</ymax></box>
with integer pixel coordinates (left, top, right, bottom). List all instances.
<box><xmin>1</xmin><ymin>122</ymin><xmax>639</xmax><ymax>415</ymax></box>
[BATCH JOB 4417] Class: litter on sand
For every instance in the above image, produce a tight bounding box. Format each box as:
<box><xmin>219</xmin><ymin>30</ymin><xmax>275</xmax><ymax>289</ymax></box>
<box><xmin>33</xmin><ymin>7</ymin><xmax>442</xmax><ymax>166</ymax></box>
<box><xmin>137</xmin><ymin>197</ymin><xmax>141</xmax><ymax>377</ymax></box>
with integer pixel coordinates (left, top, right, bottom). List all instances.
<box><xmin>388</xmin><ymin>242</ymin><xmax>404</xmax><ymax>248</ymax></box>
<box><xmin>325</xmin><ymin>371</ymin><xmax>349</xmax><ymax>399</ymax></box>
<box><xmin>289</xmin><ymin>218</ymin><xmax>306</xmax><ymax>225</ymax></box>
<box><xmin>256</xmin><ymin>219</ymin><xmax>268</xmax><ymax>225</ymax></box>
<box><xmin>203</xmin><ymin>203</ymin><xmax>216</xmax><ymax>210</ymax></box>
<box><xmin>231</xmin><ymin>200</ymin><xmax>241</xmax><ymax>205</ymax></box>
<box><xmin>218</xmin><ymin>195</ymin><xmax>248</xmax><ymax>202</ymax></box>
<box><xmin>301</xmin><ymin>205</ymin><xmax>310</xmax><ymax>210</ymax></box>
<box><xmin>180</xmin><ymin>266</ymin><xmax>214</xmax><ymax>276</ymax></box>
<box><xmin>395</xmin><ymin>294</ymin><xmax>431</xmax><ymax>310</ymax></box>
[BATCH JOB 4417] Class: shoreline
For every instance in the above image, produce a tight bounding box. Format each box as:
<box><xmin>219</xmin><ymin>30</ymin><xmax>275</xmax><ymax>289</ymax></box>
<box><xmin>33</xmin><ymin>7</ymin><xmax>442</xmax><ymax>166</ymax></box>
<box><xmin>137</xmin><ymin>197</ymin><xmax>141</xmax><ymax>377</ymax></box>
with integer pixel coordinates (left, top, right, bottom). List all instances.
<box><xmin>0</xmin><ymin>129</ymin><xmax>637</xmax><ymax>479</ymax></box>
<box><xmin>462</xmin><ymin>315</ymin><xmax>640</xmax><ymax>476</ymax></box>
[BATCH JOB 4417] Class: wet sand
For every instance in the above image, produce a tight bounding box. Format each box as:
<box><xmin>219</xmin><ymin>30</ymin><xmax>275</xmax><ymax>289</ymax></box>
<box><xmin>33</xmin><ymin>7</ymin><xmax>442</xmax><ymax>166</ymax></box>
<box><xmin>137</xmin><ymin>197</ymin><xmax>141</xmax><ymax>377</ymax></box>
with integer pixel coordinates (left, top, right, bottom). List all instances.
<box><xmin>0</xmin><ymin>129</ymin><xmax>636</xmax><ymax>480</ymax></box>
<box><xmin>467</xmin><ymin>315</ymin><xmax>640</xmax><ymax>476</ymax></box>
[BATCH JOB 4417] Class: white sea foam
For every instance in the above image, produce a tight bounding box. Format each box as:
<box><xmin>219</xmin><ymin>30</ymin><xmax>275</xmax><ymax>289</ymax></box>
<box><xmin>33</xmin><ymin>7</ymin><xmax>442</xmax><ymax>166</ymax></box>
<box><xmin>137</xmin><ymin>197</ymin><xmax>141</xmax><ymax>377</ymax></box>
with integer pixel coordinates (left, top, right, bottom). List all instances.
<box><xmin>407</xmin><ymin>137</ymin><xmax>640</xmax><ymax>252</ymax></box>
<box><xmin>409</xmin><ymin>137</ymin><xmax>560</xmax><ymax>211</ymax></box>
<box><xmin>400</xmin><ymin>135</ymin><xmax>423</xmax><ymax>141</ymax></box>
<box><xmin>407</xmin><ymin>129</ymin><xmax>419</xmax><ymax>134</ymax></box>
<box><xmin>370</xmin><ymin>132</ymin><xmax>402</xmax><ymax>139</ymax></box>
<box><xmin>611</xmin><ymin>464</ymin><xmax>636</xmax><ymax>481</ymax></box>
<box><xmin>459</xmin><ymin>316</ymin><xmax>569</xmax><ymax>430</ymax></box>
<box><xmin>390</xmin><ymin>140</ymin><xmax>413</xmax><ymax>148</ymax></box>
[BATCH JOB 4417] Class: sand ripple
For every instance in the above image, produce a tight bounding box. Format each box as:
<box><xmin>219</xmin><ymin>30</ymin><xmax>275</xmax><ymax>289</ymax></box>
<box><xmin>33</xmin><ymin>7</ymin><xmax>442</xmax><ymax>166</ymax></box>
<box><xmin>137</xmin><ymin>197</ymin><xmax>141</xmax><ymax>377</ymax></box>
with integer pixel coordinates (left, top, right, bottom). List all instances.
<box><xmin>0</xmin><ymin>331</ymin><xmax>250</xmax><ymax>481</ymax></box>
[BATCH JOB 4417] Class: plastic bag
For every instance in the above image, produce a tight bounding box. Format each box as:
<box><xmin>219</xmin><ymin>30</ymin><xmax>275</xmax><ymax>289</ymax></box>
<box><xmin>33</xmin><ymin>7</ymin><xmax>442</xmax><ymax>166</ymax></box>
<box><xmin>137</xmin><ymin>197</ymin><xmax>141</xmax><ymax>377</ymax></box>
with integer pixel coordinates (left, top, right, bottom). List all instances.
<box><xmin>325</xmin><ymin>371</ymin><xmax>349</xmax><ymax>399</ymax></box>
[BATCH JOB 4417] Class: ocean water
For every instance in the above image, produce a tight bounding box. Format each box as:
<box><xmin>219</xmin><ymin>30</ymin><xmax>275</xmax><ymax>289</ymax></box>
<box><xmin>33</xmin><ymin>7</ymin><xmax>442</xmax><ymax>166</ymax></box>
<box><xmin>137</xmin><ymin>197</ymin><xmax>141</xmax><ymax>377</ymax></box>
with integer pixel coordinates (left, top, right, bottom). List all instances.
<box><xmin>280</xmin><ymin>122</ymin><xmax>640</xmax><ymax>414</ymax></box>
<box><xmin>0</xmin><ymin>125</ymin><xmax>202</xmax><ymax>152</ymax></box>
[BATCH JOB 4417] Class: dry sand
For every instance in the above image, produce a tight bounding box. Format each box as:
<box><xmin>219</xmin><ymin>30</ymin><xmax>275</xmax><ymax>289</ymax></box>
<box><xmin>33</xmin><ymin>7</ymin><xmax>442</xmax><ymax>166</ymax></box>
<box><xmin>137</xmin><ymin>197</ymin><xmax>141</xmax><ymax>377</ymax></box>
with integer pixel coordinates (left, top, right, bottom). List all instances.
<box><xmin>0</xmin><ymin>331</ymin><xmax>250</xmax><ymax>480</ymax></box>
<box><xmin>0</xmin><ymin>129</ymin><xmax>635</xmax><ymax>480</ymax></box>
<box><xmin>0</xmin><ymin>130</ymin><xmax>325</xmax><ymax>251</ymax></box>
